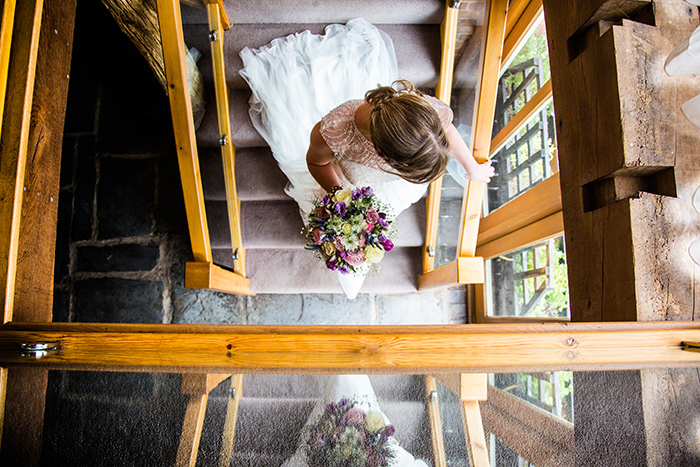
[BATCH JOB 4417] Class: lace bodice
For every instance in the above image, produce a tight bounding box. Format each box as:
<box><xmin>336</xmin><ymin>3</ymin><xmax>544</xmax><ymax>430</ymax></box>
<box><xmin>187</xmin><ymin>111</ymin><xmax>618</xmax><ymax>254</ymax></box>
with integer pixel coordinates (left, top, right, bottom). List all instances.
<box><xmin>319</xmin><ymin>95</ymin><xmax>454</xmax><ymax>171</ymax></box>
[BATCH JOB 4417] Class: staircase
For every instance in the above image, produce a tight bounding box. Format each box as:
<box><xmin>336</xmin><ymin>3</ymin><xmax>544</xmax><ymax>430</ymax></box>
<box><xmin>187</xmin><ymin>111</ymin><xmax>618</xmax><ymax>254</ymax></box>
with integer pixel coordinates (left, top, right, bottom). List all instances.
<box><xmin>194</xmin><ymin>374</ymin><xmax>433</xmax><ymax>467</ymax></box>
<box><xmin>180</xmin><ymin>0</ymin><xmax>446</xmax><ymax>294</ymax></box>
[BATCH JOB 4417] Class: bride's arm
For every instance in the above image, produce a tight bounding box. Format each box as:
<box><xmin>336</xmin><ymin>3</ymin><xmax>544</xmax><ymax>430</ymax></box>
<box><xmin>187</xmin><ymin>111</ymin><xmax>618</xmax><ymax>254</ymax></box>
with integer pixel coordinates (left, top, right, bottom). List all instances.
<box><xmin>445</xmin><ymin>123</ymin><xmax>495</xmax><ymax>183</ymax></box>
<box><xmin>307</xmin><ymin>121</ymin><xmax>343</xmax><ymax>192</ymax></box>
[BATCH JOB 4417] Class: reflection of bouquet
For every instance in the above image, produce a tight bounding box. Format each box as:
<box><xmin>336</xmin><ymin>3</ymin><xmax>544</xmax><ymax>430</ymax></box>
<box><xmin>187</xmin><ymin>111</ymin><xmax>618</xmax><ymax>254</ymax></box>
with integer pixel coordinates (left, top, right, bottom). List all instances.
<box><xmin>305</xmin><ymin>397</ymin><xmax>396</xmax><ymax>467</ymax></box>
<box><xmin>304</xmin><ymin>186</ymin><xmax>394</xmax><ymax>275</ymax></box>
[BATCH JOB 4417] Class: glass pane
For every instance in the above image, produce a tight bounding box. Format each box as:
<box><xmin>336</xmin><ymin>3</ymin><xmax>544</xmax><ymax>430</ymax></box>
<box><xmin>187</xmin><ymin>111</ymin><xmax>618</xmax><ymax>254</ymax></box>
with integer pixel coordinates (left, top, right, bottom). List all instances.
<box><xmin>488</xmin><ymin>100</ymin><xmax>557</xmax><ymax>214</ymax></box>
<box><xmin>485</xmin><ymin>235</ymin><xmax>570</xmax><ymax>318</ymax></box>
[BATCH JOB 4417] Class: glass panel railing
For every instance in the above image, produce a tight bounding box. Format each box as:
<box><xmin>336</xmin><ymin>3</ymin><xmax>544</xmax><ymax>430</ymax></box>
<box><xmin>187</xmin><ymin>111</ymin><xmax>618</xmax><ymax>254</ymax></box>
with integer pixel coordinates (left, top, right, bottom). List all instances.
<box><xmin>485</xmin><ymin>234</ymin><xmax>570</xmax><ymax>318</ymax></box>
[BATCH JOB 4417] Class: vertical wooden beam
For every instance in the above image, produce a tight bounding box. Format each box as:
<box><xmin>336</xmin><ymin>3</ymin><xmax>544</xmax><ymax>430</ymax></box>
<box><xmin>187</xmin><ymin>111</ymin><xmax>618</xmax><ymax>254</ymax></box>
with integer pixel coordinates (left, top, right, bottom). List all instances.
<box><xmin>0</xmin><ymin>0</ymin><xmax>17</xmax><ymax>135</ymax></box>
<box><xmin>0</xmin><ymin>0</ymin><xmax>43</xmax><ymax>323</ymax></box>
<box><xmin>0</xmin><ymin>1</ymin><xmax>75</xmax><ymax>464</ymax></box>
<box><xmin>156</xmin><ymin>0</ymin><xmax>212</xmax><ymax>263</ymax></box>
<box><xmin>425</xmin><ymin>376</ymin><xmax>447</xmax><ymax>467</ymax></box>
<box><xmin>14</xmin><ymin>0</ymin><xmax>75</xmax><ymax>320</ymax></box>
<box><xmin>460</xmin><ymin>373</ymin><xmax>489</xmax><ymax>466</ymax></box>
<box><xmin>218</xmin><ymin>374</ymin><xmax>243</xmax><ymax>467</ymax></box>
<box><xmin>502</xmin><ymin>0</ymin><xmax>543</xmax><ymax>67</ymax></box>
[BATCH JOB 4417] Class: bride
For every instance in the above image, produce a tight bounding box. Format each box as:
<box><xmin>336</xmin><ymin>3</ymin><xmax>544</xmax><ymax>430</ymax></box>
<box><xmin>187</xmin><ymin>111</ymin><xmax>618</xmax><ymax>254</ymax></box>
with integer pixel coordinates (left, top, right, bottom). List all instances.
<box><xmin>240</xmin><ymin>18</ymin><xmax>493</xmax><ymax>299</ymax></box>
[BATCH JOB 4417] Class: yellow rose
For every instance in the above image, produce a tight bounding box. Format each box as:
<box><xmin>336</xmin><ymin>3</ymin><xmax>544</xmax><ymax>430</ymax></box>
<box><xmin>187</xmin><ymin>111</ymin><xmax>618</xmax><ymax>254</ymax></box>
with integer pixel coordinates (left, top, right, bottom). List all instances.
<box><xmin>342</xmin><ymin>223</ymin><xmax>353</xmax><ymax>235</ymax></box>
<box><xmin>365</xmin><ymin>410</ymin><xmax>386</xmax><ymax>433</ymax></box>
<box><xmin>322</xmin><ymin>242</ymin><xmax>336</xmax><ymax>256</ymax></box>
<box><xmin>364</xmin><ymin>245</ymin><xmax>385</xmax><ymax>264</ymax></box>
<box><xmin>333</xmin><ymin>187</ymin><xmax>353</xmax><ymax>205</ymax></box>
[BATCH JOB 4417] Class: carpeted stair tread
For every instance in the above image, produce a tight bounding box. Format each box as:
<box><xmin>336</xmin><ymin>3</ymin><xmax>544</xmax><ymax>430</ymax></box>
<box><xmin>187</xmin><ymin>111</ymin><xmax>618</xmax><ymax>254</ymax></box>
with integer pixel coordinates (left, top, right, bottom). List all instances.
<box><xmin>206</xmin><ymin>199</ymin><xmax>426</xmax><ymax>249</ymax></box>
<box><xmin>200</xmin><ymin>146</ymin><xmax>289</xmax><ymax>202</ymax></box>
<box><xmin>212</xmin><ymin>246</ymin><xmax>421</xmax><ymax>294</ymax></box>
<box><xmin>185</xmin><ymin>22</ymin><xmax>440</xmax><ymax>93</ymax></box>
<box><xmin>181</xmin><ymin>0</ymin><xmax>445</xmax><ymax>26</ymax></box>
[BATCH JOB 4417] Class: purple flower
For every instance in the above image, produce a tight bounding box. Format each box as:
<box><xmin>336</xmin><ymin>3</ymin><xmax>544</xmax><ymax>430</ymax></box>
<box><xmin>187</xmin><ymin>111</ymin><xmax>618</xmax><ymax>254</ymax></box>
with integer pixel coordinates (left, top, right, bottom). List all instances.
<box><xmin>380</xmin><ymin>424</ymin><xmax>395</xmax><ymax>443</ymax></box>
<box><xmin>352</xmin><ymin>188</ymin><xmax>363</xmax><ymax>200</ymax></box>
<box><xmin>337</xmin><ymin>398</ymin><xmax>351</xmax><ymax>411</ymax></box>
<box><xmin>378</xmin><ymin>218</ymin><xmax>388</xmax><ymax>228</ymax></box>
<box><xmin>380</xmin><ymin>239</ymin><xmax>394</xmax><ymax>252</ymax></box>
<box><xmin>334</xmin><ymin>202</ymin><xmax>347</xmax><ymax>216</ymax></box>
<box><xmin>362</xmin><ymin>186</ymin><xmax>374</xmax><ymax>196</ymax></box>
<box><xmin>321</xmin><ymin>194</ymin><xmax>331</xmax><ymax>206</ymax></box>
<box><xmin>377</xmin><ymin>234</ymin><xmax>387</xmax><ymax>243</ymax></box>
<box><xmin>326</xmin><ymin>259</ymin><xmax>338</xmax><ymax>271</ymax></box>
<box><xmin>339</xmin><ymin>250</ymin><xmax>347</xmax><ymax>259</ymax></box>
<box><xmin>338</xmin><ymin>264</ymin><xmax>350</xmax><ymax>274</ymax></box>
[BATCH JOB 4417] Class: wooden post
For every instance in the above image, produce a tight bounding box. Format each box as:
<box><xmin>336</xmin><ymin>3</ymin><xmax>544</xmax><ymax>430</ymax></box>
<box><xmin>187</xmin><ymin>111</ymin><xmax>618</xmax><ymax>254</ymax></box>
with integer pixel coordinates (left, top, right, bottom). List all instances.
<box><xmin>425</xmin><ymin>376</ymin><xmax>448</xmax><ymax>467</ymax></box>
<box><xmin>459</xmin><ymin>374</ymin><xmax>489</xmax><ymax>467</ymax></box>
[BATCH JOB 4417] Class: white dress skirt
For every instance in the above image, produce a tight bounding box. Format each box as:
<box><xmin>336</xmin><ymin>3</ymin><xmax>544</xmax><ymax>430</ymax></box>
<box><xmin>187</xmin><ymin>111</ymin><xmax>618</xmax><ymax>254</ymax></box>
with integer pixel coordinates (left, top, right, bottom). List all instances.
<box><xmin>239</xmin><ymin>19</ymin><xmax>427</xmax><ymax>298</ymax></box>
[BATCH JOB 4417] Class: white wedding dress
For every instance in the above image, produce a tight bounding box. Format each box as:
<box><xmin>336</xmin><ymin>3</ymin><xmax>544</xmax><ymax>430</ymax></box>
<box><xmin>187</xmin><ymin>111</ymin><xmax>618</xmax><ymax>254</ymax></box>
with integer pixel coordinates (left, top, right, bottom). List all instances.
<box><xmin>239</xmin><ymin>19</ymin><xmax>452</xmax><ymax>298</ymax></box>
<box><xmin>281</xmin><ymin>375</ymin><xmax>429</xmax><ymax>467</ymax></box>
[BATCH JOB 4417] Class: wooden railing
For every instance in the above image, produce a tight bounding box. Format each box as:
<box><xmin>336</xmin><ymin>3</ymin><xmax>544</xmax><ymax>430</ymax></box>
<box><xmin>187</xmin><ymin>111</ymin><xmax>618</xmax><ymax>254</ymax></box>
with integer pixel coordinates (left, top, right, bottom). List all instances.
<box><xmin>156</xmin><ymin>0</ymin><xmax>250</xmax><ymax>295</ymax></box>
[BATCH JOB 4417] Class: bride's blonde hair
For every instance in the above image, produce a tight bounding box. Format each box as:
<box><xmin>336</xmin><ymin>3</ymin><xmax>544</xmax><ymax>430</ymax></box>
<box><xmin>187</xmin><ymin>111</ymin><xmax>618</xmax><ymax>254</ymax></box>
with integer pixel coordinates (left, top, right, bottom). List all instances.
<box><xmin>365</xmin><ymin>79</ymin><xmax>450</xmax><ymax>184</ymax></box>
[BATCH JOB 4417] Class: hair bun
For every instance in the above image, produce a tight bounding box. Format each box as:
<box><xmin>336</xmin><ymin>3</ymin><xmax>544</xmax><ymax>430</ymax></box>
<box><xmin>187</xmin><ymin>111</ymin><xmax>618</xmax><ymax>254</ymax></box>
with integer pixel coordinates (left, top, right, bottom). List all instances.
<box><xmin>365</xmin><ymin>79</ymin><xmax>420</xmax><ymax>111</ymax></box>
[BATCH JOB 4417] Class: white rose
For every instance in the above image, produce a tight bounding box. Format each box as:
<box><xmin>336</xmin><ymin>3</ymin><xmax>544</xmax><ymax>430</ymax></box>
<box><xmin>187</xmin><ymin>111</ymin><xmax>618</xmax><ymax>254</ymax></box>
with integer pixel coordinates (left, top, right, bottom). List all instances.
<box><xmin>364</xmin><ymin>245</ymin><xmax>385</xmax><ymax>264</ymax></box>
<box><xmin>365</xmin><ymin>410</ymin><xmax>385</xmax><ymax>432</ymax></box>
<box><xmin>322</xmin><ymin>242</ymin><xmax>336</xmax><ymax>256</ymax></box>
<box><xmin>333</xmin><ymin>187</ymin><xmax>354</xmax><ymax>205</ymax></box>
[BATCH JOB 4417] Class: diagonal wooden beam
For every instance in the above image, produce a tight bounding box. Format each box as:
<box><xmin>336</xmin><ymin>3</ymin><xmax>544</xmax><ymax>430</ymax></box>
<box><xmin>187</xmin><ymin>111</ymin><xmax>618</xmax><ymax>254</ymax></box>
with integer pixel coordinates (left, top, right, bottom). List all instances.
<box><xmin>156</xmin><ymin>0</ymin><xmax>212</xmax><ymax>263</ymax></box>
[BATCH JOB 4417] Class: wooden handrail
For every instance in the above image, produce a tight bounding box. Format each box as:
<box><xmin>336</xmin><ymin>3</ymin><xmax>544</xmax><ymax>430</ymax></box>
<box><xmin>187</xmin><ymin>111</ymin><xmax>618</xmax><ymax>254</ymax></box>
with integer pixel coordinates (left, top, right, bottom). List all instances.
<box><xmin>476</xmin><ymin>211</ymin><xmax>563</xmax><ymax>260</ymax></box>
<box><xmin>207</xmin><ymin>3</ymin><xmax>247</xmax><ymax>277</ymax></box>
<box><xmin>157</xmin><ymin>0</ymin><xmax>212</xmax><ymax>263</ymax></box>
<box><xmin>2</xmin><ymin>322</ymin><xmax>700</xmax><ymax>372</ymax></box>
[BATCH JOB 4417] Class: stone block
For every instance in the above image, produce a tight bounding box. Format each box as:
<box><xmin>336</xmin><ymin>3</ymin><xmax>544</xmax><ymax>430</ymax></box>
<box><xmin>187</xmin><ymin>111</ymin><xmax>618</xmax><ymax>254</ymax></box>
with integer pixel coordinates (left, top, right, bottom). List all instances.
<box><xmin>376</xmin><ymin>292</ymin><xmax>445</xmax><ymax>324</ymax></box>
<box><xmin>77</xmin><ymin>243</ymin><xmax>160</xmax><ymax>272</ymax></box>
<box><xmin>172</xmin><ymin>286</ymin><xmax>247</xmax><ymax>325</ymax></box>
<box><xmin>97</xmin><ymin>157</ymin><xmax>155</xmax><ymax>239</ymax></box>
<box><xmin>52</xmin><ymin>287</ymin><xmax>70</xmax><ymax>323</ymax></box>
<box><xmin>71</xmin><ymin>135</ymin><xmax>96</xmax><ymax>241</ymax></box>
<box><xmin>74</xmin><ymin>278</ymin><xmax>163</xmax><ymax>323</ymax></box>
<box><xmin>246</xmin><ymin>294</ymin><xmax>303</xmax><ymax>325</ymax></box>
<box><xmin>154</xmin><ymin>152</ymin><xmax>187</xmax><ymax>236</ymax></box>
<box><xmin>300</xmin><ymin>294</ymin><xmax>373</xmax><ymax>325</ymax></box>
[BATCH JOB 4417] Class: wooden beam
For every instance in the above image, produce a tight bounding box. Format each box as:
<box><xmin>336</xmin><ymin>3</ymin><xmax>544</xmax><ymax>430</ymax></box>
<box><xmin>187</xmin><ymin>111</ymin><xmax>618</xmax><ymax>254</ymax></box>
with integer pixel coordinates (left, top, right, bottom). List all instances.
<box><xmin>502</xmin><ymin>0</ymin><xmax>543</xmax><ymax>68</ymax></box>
<box><xmin>0</xmin><ymin>0</ymin><xmax>17</xmax><ymax>135</ymax></box>
<box><xmin>2</xmin><ymin>322</ymin><xmax>700</xmax><ymax>373</ymax></box>
<box><xmin>0</xmin><ymin>0</ymin><xmax>43</xmax><ymax>323</ymax></box>
<box><xmin>418</xmin><ymin>260</ymin><xmax>458</xmax><ymax>291</ymax></box>
<box><xmin>218</xmin><ymin>374</ymin><xmax>242</xmax><ymax>467</ymax></box>
<box><xmin>460</xmin><ymin>373</ymin><xmax>487</xmax><ymax>401</ymax></box>
<box><xmin>156</xmin><ymin>0</ymin><xmax>212</xmax><ymax>263</ymax></box>
<box><xmin>489</xmin><ymin>79</ymin><xmax>552</xmax><ymax>156</ymax></box>
<box><xmin>13</xmin><ymin>0</ymin><xmax>76</xmax><ymax>321</ymax></box>
<box><xmin>425</xmin><ymin>376</ymin><xmax>447</xmax><ymax>467</ymax></box>
<box><xmin>185</xmin><ymin>262</ymin><xmax>251</xmax><ymax>295</ymax></box>
<box><xmin>477</xmin><ymin>172</ymin><xmax>561</xmax><ymax>246</ymax></box>
<box><xmin>462</xmin><ymin>401</ymin><xmax>489</xmax><ymax>466</ymax></box>
<box><xmin>177</xmin><ymin>393</ymin><xmax>208</xmax><ymax>467</ymax></box>
<box><xmin>481</xmin><ymin>385</ymin><xmax>573</xmax><ymax>466</ymax></box>
<box><xmin>207</xmin><ymin>4</ymin><xmax>246</xmax><ymax>276</ymax></box>
<box><xmin>505</xmin><ymin>0</ymin><xmax>532</xmax><ymax>39</ymax></box>
<box><xmin>204</xmin><ymin>0</ymin><xmax>230</xmax><ymax>30</ymax></box>
<box><xmin>458</xmin><ymin>0</ymin><xmax>508</xmax><ymax>262</ymax></box>
<box><xmin>423</xmin><ymin>176</ymin><xmax>443</xmax><ymax>274</ymax></box>
<box><xmin>475</xmin><ymin>211</ymin><xmax>563</xmax><ymax>260</ymax></box>
<box><xmin>181</xmin><ymin>373</ymin><xmax>231</xmax><ymax>395</ymax></box>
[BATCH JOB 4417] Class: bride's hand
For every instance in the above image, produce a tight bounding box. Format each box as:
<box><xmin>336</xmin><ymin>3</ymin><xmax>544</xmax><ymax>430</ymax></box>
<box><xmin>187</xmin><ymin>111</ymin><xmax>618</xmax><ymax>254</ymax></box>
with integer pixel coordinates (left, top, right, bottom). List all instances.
<box><xmin>465</xmin><ymin>159</ymin><xmax>495</xmax><ymax>183</ymax></box>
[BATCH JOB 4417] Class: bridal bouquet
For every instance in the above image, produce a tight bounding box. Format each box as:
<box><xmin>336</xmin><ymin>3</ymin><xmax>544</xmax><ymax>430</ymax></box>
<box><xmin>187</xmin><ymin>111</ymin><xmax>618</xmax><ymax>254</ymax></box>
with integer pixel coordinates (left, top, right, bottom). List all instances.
<box><xmin>305</xmin><ymin>397</ymin><xmax>396</xmax><ymax>467</ymax></box>
<box><xmin>304</xmin><ymin>186</ymin><xmax>394</xmax><ymax>275</ymax></box>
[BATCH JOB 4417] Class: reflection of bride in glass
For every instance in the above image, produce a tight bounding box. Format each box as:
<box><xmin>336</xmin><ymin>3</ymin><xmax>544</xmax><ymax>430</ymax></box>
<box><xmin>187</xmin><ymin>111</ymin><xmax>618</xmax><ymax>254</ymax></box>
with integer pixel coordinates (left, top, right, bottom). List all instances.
<box><xmin>282</xmin><ymin>375</ymin><xmax>429</xmax><ymax>467</ymax></box>
<box><xmin>240</xmin><ymin>19</ymin><xmax>493</xmax><ymax>298</ymax></box>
